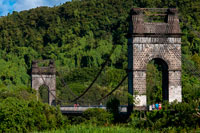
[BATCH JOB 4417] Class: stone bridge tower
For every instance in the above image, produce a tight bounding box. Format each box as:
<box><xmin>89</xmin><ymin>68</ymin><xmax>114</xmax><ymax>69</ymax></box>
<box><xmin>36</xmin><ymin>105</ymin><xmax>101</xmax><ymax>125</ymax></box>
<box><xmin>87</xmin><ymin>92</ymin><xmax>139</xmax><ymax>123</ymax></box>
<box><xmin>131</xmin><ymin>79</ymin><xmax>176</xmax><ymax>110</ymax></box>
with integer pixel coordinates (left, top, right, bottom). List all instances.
<box><xmin>128</xmin><ymin>8</ymin><xmax>182</xmax><ymax>110</ymax></box>
<box><xmin>31</xmin><ymin>60</ymin><xmax>56</xmax><ymax>105</ymax></box>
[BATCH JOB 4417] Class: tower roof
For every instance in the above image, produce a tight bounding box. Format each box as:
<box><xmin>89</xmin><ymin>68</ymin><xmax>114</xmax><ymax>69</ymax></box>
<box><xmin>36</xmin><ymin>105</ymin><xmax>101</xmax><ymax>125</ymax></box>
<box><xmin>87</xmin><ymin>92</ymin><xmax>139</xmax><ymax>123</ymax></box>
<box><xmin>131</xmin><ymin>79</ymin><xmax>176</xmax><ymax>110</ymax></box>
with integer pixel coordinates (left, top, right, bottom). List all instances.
<box><xmin>129</xmin><ymin>8</ymin><xmax>182</xmax><ymax>37</ymax></box>
<box><xmin>32</xmin><ymin>60</ymin><xmax>56</xmax><ymax>75</ymax></box>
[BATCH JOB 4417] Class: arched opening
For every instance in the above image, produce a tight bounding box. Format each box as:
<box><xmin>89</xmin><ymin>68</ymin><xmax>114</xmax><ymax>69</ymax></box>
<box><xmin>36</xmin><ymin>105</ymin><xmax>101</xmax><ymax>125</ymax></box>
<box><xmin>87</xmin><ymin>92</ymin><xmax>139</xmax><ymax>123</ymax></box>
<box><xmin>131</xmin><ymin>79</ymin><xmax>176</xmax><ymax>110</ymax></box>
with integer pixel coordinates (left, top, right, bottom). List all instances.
<box><xmin>39</xmin><ymin>84</ymin><xmax>49</xmax><ymax>104</ymax></box>
<box><xmin>146</xmin><ymin>58</ymin><xmax>169</xmax><ymax>105</ymax></box>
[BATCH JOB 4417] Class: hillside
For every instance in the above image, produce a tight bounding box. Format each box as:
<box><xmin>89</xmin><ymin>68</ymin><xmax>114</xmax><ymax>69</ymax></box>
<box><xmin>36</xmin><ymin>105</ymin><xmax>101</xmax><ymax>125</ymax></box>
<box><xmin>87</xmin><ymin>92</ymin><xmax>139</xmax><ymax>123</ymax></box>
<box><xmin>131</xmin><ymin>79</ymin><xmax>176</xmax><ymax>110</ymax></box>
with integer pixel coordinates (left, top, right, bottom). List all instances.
<box><xmin>0</xmin><ymin>0</ymin><xmax>199</xmax><ymax>104</ymax></box>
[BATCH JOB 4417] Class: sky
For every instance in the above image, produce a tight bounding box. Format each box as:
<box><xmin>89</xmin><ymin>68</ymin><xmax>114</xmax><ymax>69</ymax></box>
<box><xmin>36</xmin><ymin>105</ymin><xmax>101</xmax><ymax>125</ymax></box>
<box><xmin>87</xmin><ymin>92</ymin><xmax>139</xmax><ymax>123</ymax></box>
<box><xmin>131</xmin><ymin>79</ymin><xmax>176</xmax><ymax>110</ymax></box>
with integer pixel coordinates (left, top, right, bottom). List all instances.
<box><xmin>0</xmin><ymin>0</ymin><xmax>71</xmax><ymax>16</ymax></box>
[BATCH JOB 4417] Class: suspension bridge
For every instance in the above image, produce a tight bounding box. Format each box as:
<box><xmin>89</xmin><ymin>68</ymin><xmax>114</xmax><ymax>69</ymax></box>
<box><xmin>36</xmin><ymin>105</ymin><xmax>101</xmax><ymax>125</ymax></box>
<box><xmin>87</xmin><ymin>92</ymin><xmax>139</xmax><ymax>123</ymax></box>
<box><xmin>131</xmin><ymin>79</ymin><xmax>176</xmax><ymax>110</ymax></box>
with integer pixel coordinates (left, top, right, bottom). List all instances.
<box><xmin>31</xmin><ymin>8</ymin><xmax>183</xmax><ymax>113</ymax></box>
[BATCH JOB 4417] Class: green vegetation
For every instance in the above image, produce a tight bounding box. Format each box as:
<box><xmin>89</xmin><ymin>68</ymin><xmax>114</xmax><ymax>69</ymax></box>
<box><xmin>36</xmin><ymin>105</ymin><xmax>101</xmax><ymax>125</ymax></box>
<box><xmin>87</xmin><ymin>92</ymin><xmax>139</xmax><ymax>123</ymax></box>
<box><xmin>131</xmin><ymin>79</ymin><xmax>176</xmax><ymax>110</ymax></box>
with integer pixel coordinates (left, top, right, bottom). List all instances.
<box><xmin>0</xmin><ymin>0</ymin><xmax>199</xmax><ymax>132</ymax></box>
<box><xmin>146</xmin><ymin>61</ymin><xmax>163</xmax><ymax>104</ymax></box>
<box><xmin>40</xmin><ymin>125</ymin><xmax>200</xmax><ymax>133</ymax></box>
<box><xmin>39</xmin><ymin>85</ymin><xmax>49</xmax><ymax>103</ymax></box>
<box><xmin>129</xmin><ymin>101</ymin><xmax>200</xmax><ymax>131</ymax></box>
<box><xmin>66</xmin><ymin>108</ymin><xmax>113</xmax><ymax>125</ymax></box>
<box><xmin>82</xmin><ymin>108</ymin><xmax>113</xmax><ymax>125</ymax></box>
<box><xmin>40</xmin><ymin>125</ymin><xmax>156</xmax><ymax>133</ymax></box>
<box><xmin>0</xmin><ymin>88</ymin><xmax>66</xmax><ymax>132</ymax></box>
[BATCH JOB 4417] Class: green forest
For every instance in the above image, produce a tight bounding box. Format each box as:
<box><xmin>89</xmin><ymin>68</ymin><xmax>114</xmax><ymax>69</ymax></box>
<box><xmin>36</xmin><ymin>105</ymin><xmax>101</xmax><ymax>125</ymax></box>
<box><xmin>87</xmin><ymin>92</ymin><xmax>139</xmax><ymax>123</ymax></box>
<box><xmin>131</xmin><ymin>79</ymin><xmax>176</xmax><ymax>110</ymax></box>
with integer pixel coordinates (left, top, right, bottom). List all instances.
<box><xmin>0</xmin><ymin>0</ymin><xmax>199</xmax><ymax>132</ymax></box>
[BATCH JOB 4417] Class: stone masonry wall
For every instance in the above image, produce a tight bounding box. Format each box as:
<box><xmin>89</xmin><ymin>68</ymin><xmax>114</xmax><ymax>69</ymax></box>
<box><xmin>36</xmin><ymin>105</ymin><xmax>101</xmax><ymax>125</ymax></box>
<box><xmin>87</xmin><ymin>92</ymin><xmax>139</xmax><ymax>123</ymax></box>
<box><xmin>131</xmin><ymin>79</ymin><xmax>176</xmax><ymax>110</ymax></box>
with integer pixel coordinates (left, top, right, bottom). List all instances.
<box><xmin>128</xmin><ymin>37</ymin><xmax>182</xmax><ymax>108</ymax></box>
<box><xmin>132</xmin><ymin>37</ymin><xmax>181</xmax><ymax>71</ymax></box>
<box><xmin>32</xmin><ymin>74</ymin><xmax>56</xmax><ymax>105</ymax></box>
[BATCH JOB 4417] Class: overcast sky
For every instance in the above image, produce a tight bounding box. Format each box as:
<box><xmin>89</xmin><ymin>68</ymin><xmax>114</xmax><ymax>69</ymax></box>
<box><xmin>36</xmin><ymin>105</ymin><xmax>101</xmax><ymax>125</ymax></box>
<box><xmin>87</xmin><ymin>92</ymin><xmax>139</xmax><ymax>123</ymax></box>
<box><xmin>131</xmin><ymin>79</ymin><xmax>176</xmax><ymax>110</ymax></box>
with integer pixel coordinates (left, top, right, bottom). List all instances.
<box><xmin>0</xmin><ymin>0</ymin><xmax>71</xmax><ymax>16</ymax></box>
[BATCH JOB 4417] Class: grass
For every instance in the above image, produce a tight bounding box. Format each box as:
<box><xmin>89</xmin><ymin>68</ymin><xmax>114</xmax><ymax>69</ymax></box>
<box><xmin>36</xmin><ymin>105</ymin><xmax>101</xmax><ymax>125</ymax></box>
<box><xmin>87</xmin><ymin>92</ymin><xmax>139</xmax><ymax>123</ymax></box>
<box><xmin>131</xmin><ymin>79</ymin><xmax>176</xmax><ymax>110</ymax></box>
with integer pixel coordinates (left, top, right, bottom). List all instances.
<box><xmin>38</xmin><ymin>125</ymin><xmax>155</xmax><ymax>133</ymax></box>
<box><xmin>35</xmin><ymin>125</ymin><xmax>200</xmax><ymax>133</ymax></box>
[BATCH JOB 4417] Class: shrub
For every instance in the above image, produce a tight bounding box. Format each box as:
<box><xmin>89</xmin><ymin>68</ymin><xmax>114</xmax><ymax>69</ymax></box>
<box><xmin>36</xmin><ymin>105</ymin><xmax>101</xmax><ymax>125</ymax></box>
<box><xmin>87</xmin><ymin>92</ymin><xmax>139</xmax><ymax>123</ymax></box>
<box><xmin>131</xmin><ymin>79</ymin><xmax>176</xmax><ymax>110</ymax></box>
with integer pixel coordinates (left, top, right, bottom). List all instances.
<box><xmin>82</xmin><ymin>108</ymin><xmax>113</xmax><ymax>125</ymax></box>
<box><xmin>0</xmin><ymin>87</ymin><xmax>36</xmax><ymax>101</ymax></box>
<box><xmin>106</xmin><ymin>97</ymin><xmax>120</xmax><ymax>122</ymax></box>
<box><xmin>70</xmin><ymin>115</ymin><xmax>86</xmax><ymax>125</ymax></box>
<box><xmin>0</xmin><ymin>97</ymin><xmax>65</xmax><ymax>132</ymax></box>
<box><xmin>129</xmin><ymin>101</ymin><xmax>200</xmax><ymax>131</ymax></box>
<box><xmin>128</xmin><ymin>111</ymin><xmax>146</xmax><ymax>129</ymax></box>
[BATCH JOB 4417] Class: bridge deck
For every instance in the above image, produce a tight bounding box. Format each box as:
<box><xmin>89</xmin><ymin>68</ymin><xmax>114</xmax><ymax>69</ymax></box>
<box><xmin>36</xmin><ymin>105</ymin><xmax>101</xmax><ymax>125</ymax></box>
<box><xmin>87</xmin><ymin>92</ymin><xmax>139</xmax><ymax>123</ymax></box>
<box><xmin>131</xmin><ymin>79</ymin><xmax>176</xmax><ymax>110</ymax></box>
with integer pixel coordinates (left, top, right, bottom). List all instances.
<box><xmin>60</xmin><ymin>105</ymin><xmax>128</xmax><ymax>114</ymax></box>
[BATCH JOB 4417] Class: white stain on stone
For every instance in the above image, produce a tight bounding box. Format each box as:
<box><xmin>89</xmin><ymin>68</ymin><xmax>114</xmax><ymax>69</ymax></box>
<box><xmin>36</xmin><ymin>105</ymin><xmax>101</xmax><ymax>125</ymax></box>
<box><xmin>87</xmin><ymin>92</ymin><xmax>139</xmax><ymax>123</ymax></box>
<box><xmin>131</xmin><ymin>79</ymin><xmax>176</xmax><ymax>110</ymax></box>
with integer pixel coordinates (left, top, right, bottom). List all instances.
<box><xmin>134</xmin><ymin>95</ymin><xmax>147</xmax><ymax>106</ymax></box>
<box><xmin>169</xmin><ymin>86</ymin><xmax>182</xmax><ymax>102</ymax></box>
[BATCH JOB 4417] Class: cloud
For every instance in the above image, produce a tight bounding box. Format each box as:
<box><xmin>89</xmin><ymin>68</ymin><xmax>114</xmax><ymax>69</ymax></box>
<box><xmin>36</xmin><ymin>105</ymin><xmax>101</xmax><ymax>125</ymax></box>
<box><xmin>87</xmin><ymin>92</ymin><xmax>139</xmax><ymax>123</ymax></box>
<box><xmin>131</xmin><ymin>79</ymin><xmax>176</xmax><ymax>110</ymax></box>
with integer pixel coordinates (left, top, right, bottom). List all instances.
<box><xmin>45</xmin><ymin>0</ymin><xmax>68</xmax><ymax>6</ymax></box>
<box><xmin>0</xmin><ymin>0</ymin><xmax>70</xmax><ymax>16</ymax></box>
<box><xmin>13</xmin><ymin>0</ymin><xmax>45</xmax><ymax>12</ymax></box>
<box><xmin>0</xmin><ymin>1</ymin><xmax>14</xmax><ymax>16</ymax></box>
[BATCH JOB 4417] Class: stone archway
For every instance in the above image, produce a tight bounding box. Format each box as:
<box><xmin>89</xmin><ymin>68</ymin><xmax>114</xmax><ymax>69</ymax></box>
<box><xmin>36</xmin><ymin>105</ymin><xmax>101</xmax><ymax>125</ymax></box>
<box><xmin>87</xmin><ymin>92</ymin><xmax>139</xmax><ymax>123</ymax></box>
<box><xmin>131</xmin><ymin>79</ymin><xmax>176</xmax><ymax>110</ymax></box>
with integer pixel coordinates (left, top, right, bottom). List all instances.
<box><xmin>38</xmin><ymin>84</ymin><xmax>49</xmax><ymax>103</ymax></box>
<box><xmin>128</xmin><ymin>8</ymin><xmax>182</xmax><ymax>110</ymax></box>
<box><xmin>146</xmin><ymin>58</ymin><xmax>169</xmax><ymax>104</ymax></box>
<box><xmin>31</xmin><ymin>60</ymin><xmax>56</xmax><ymax>105</ymax></box>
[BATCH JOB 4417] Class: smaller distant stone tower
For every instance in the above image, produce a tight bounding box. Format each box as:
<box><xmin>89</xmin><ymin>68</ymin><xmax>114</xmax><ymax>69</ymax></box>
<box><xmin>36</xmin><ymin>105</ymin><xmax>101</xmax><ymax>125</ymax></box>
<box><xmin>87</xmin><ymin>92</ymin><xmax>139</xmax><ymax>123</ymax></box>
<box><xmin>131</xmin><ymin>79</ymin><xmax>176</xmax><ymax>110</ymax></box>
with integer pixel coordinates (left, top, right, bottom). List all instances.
<box><xmin>31</xmin><ymin>60</ymin><xmax>56</xmax><ymax>105</ymax></box>
<box><xmin>128</xmin><ymin>8</ymin><xmax>182</xmax><ymax>110</ymax></box>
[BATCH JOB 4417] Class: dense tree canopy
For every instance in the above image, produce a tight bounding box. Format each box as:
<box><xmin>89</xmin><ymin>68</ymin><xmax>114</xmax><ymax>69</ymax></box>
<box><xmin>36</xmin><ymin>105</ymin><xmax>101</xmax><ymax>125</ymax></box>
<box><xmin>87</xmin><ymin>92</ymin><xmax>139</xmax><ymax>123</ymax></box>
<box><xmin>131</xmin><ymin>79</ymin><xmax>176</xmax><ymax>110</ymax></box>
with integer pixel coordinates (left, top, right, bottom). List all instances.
<box><xmin>0</xmin><ymin>0</ymin><xmax>199</xmax><ymax>104</ymax></box>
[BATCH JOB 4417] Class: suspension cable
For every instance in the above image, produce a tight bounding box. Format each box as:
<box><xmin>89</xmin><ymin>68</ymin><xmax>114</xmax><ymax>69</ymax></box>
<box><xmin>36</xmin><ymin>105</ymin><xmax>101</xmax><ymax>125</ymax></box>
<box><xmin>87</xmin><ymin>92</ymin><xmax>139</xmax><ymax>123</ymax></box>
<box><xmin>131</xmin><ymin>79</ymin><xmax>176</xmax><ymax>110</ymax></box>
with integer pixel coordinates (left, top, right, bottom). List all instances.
<box><xmin>97</xmin><ymin>74</ymin><xmax>128</xmax><ymax>102</ymax></box>
<box><xmin>71</xmin><ymin>46</ymin><xmax>117</xmax><ymax>102</ymax></box>
<box><xmin>39</xmin><ymin>68</ymin><xmax>86</xmax><ymax>104</ymax></box>
<box><xmin>56</xmin><ymin>70</ymin><xmax>78</xmax><ymax>97</ymax></box>
<box><xmin>56</xmin><ymin>70</ymin><xmax>86</xmax><ymax>104</ymax></box>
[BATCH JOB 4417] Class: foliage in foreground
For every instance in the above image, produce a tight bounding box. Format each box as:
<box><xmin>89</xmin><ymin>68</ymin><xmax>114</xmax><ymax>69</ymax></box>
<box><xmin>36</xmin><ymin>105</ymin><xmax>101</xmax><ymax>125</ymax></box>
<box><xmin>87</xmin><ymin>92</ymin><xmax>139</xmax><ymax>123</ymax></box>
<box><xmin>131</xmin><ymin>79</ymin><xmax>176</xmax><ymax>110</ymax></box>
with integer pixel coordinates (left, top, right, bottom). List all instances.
<box><xmin>129</xmin><ymin>101</ymin><xmax>200</xmax><ymax>131</ymax></box>
<box><xmin>66</xmin><ymin>100</ymin><xmax>200</xmax><ymax>132</ymax></box>
<box><xmin>40</xmin><ymin>125</ymin><xmax>156</xmax><ymax>133</ymax></box>
<box><xmin>68</xmin><ymin>108</ymin><xmax>113</xmax><ymax>125</ymax></box>
<box><xmin>106</xmin><ymin>97</ymin><xmax>121</xmax><ymax>122</ymax></box>
<box><xmin>0</xmin><ymin>88</ymin><xmax>199</xmax><ymax>132</ymax></box>
<box><xmin>0</xmin><ymin>89</ymin><xmax>65</xmax><ymax>132</ymax></box>
<box><xmin>39</xmin><ymin>124</ymin><xmax>200</xmax><ymax>133</ymax></box>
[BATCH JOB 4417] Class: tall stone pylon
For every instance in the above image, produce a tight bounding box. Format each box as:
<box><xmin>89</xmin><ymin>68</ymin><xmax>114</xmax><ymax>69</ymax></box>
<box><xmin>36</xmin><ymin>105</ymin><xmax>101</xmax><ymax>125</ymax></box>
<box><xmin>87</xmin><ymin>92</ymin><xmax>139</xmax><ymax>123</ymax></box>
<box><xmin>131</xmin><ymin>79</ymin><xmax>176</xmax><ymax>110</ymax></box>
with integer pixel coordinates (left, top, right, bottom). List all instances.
<box><xmin>31</xmin><ymin>60</ymin><xmax>56</xmax><ymax>105</ymax></box>
<box><xmin>128</xmin><ymin>8</ymin><xmax>182</xmax><ymax>110</ymax></box>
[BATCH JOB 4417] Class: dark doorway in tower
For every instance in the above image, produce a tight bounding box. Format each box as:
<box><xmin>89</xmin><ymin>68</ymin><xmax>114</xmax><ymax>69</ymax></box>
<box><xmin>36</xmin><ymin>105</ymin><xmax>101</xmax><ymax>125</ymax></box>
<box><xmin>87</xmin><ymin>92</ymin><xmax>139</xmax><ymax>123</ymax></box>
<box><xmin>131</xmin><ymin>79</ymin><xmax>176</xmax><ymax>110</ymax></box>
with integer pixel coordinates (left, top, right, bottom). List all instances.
<box><xmin>39</xmin><ymin>84</ymin><xmax>49</xmax><ymax>104</ymax></box>
<box><xmin>146</xmin><ymin>58</ymin><xmax>169</xmax><ymax>105</ymax></box>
